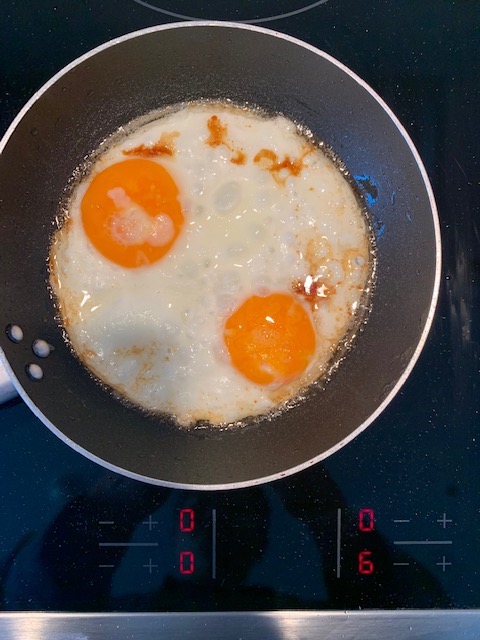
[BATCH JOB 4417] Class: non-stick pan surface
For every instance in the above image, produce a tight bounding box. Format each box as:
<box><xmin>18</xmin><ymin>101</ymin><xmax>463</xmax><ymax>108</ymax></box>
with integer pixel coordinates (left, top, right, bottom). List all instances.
<box><xmin>0</xmin><ymin>22</ymin><xmax>440</xmax><ymax>489</ymax></box>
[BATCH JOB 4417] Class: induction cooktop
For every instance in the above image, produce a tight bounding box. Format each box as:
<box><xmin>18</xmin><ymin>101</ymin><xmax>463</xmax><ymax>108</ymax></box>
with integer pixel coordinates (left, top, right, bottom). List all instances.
<box><xmin>1</xmin><ymin>1</ymin><xmax>479</xmax><ymax>638</ymax></box>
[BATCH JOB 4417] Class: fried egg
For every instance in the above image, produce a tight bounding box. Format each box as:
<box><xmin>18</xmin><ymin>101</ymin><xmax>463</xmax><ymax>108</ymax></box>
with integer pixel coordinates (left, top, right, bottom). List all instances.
<box><xmin>49</xmin><ymin>102</ymin><xmax>373</xmax><ymax>426</ymax></box>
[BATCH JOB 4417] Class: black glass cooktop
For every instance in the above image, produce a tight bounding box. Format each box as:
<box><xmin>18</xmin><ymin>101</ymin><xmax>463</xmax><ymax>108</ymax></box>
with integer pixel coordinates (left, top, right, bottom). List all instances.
<box><xmin>1</xmin><ymin>0</ymin><xmax>479</xmax><ymax>612</ymax></box>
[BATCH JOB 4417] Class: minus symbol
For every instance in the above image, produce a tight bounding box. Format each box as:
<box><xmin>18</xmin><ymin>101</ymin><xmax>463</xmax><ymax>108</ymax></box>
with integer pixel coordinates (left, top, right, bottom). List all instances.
<box><xmin>99</xmin><ymin>564</ymin><xmax>115</xmax><ymax>568</ymax></box>
<box><xmin>99</xmin><ymin>542</ymin><xmax>159</xmax><ymax>547</ymax></box>
<box><xmin>393</xmin><ymin>519</ymin><xmax>411</xmax><ymax>523</ymax></box>
<box><xmin>393</xmin><ymin>562</ymin><xmax>410</xmax><ymax>566</ymax></box>
<box><xmin>99</xmin><ymin>521</ymin><xmax>114</xmax><ymax>525</ymax></box>
<box><xmin>394</xmin><ymin>540</ymin><xmax>452</xmax><ymax>546</ymax></box>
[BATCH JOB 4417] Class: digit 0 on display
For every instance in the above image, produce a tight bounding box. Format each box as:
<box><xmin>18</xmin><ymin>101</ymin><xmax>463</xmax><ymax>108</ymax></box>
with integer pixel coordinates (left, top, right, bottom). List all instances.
<box><xmin>179</xmin><ymin>550</ymin><xmax>195</xmax><ymax>575</ymax></box>
<box><xmin>179</xmin><ymin>508</ymin><xmax>195</xmax><ymax>575</ymax></box>
<box><xmin>358</xmin><ymin>508</ymin><xmax>375</xmax><ymax>532</ymax></box>
<box><xmin>179</xmin><ymin>508</ymin><xmax>195</xmax><ymax>532</ymax></box>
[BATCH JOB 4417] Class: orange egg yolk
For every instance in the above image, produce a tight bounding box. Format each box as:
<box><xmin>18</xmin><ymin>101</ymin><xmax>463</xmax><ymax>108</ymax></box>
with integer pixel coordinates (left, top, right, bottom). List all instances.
<box><xmin>224</xmin><ymin>292</ymin><xmax>316</xmax><ymax>386</ymax></box>
<box><xmin>81</xmin><ymin>159</ymin><xmax>183</xmax><ymax>268</ymax></box>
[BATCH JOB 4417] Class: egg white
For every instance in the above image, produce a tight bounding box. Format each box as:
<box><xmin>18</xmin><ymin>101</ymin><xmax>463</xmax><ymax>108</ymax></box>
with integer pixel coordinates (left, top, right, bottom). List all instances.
<box><xmin>50</xmin><ymin>102</ymin><xmax>372</xmax><ymax>426</ymax></box>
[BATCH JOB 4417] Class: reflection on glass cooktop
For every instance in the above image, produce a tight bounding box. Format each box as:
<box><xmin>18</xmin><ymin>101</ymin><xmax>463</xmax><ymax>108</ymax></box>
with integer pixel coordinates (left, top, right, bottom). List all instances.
<box><xmin>128</xmin><ymin>0</ymin><xmax>330</xmax><ymax>23</ymax></box>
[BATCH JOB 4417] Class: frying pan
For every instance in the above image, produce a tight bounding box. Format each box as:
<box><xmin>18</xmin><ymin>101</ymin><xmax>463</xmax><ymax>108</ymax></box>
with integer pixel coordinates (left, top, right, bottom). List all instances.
<box><xmin>0</xmin><ymin>22</ymin><xmax>440</xmax><ymax>490</ymax></box>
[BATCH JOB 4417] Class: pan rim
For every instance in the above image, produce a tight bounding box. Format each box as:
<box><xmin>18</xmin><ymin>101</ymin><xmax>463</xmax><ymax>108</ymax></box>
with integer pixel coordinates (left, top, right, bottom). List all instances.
<box><xmin>0</xmin><ymin>20</ymin><xmax>442</xmax><ymax>491</ymax></box>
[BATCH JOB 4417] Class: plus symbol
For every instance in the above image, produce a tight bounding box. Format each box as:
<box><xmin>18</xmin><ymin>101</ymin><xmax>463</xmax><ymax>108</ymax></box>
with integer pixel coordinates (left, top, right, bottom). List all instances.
<box><xmin>142</xmin><ymin>515</ymin><xmax>158</xmax><ymax>531</ymax></box>
<box><xmin>437</xmin><ymin>513</ymin><xmax>453</xmax><ymax>529</ymax></box>
<box><xmin>143</xmin><ymin>558</ymin><xmax>158</xmax><ymax>574</ymax></box>
<box><xmin>436</xmin><ymin>556</ymin><xmax>452</xmax><ymax>572</ymax></box>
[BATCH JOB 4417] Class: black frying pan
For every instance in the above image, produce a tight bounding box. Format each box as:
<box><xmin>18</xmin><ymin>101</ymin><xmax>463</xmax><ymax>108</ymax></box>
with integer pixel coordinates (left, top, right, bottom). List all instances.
<box><xmin>0</xmin><ymin>22</ymin><xmax>440</xmax><ymax>489</ymax></box>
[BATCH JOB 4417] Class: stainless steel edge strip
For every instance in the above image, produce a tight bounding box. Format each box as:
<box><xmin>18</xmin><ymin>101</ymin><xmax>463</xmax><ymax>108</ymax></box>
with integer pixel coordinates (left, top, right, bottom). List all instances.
<box><xmin>0</xmin><ymin>611</ymin><xmax>479</xmax><ymax>640</ymax></box>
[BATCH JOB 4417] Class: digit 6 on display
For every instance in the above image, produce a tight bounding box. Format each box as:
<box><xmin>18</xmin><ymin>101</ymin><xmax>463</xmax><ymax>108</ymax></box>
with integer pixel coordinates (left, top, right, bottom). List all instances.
<box><xmin>358</xmin><ymin>550</ymin><xmax>374</xmax><ymax>575</ymax></box>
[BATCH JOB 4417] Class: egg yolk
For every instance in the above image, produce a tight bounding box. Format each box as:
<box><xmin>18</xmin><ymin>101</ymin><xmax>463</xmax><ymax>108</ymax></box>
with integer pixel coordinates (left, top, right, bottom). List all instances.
<box><xmin>81</xmin><ymin>159</ymin><xmax>183</xmax><ymax>268</ymax></box>
<box><xmin>224</xmin><ymin>292</ymin><xmax>316</xmax><ymax>386</ymax></box>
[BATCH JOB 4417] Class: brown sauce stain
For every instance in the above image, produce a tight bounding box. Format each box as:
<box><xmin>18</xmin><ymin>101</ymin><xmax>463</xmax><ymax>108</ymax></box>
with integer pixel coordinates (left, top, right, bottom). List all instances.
<box><xmin>205</xmin><ymin>115</ymin><xmax>247</xmax><ymax>165</ymax></box>
<box><xmin>230</xmin><ymin>149</ymin><xmax>247</xmax><ymax>165</ymax></box>
<box><xmin>253</xmin><ymin>149</ymin><xmax>278</xmax><ymax>167</ymax></box>
<box><xmin>254</xmin><ymin>145</ymin><xmax>314</xmax><ymax>185</ymax></box>
<box><xmin>292</xmin><ymin>277</ymin><xmax>330</xmax><ymax>310</ymax></box>
<box><xmin>206</xmin><ymin>115</ymin><xmax>228</xmax><ymax>148</ymax></box>
<box><xmin>123</xmin><ymin>131</ymin><xmax>179</xmax><ymax>158</ymax></box>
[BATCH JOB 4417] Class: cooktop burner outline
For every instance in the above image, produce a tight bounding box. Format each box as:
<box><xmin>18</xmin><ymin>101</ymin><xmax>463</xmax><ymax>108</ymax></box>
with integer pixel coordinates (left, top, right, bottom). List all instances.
<box><xmin>130</xmin><ymin>0</ymin><xmax>330</xmax><ymax>24</ymax></box>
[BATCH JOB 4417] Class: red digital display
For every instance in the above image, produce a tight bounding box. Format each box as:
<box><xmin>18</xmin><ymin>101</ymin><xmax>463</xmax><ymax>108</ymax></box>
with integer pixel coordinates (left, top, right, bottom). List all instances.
<box><xmin>179</xmin><ymin>551</ymin><xmax>195</xmax><ymax>575</ymax></box>
<box><xmin>358</xmin><ymin>550</ymin><xmax>374</xmax><ymax>574</ymax></box>
<box><xmin>180</xmin><ymin>508</ymin><xmax>195</xmax><ymax>532</ymax></box>
<box><xmin>358</xmin><ymin>508</ymin><xmax>375</xmax><ymax>532</ymax></box>
<box><xmin>358</xmin><ymin>509</ymin><xmax>375</xmax><ymax>575</ymax></box>
<box><xmin>179</xmin><ymin>509</ymin><xmax>195</xmax><ymax>575</ymax></box>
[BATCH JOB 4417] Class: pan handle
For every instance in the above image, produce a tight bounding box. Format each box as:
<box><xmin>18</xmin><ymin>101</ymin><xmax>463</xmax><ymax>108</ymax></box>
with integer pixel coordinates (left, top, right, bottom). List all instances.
<box><xmin>0</xmin><ymin>359</ymin><xmax>18</xmax><ymax>404</ymax></box>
